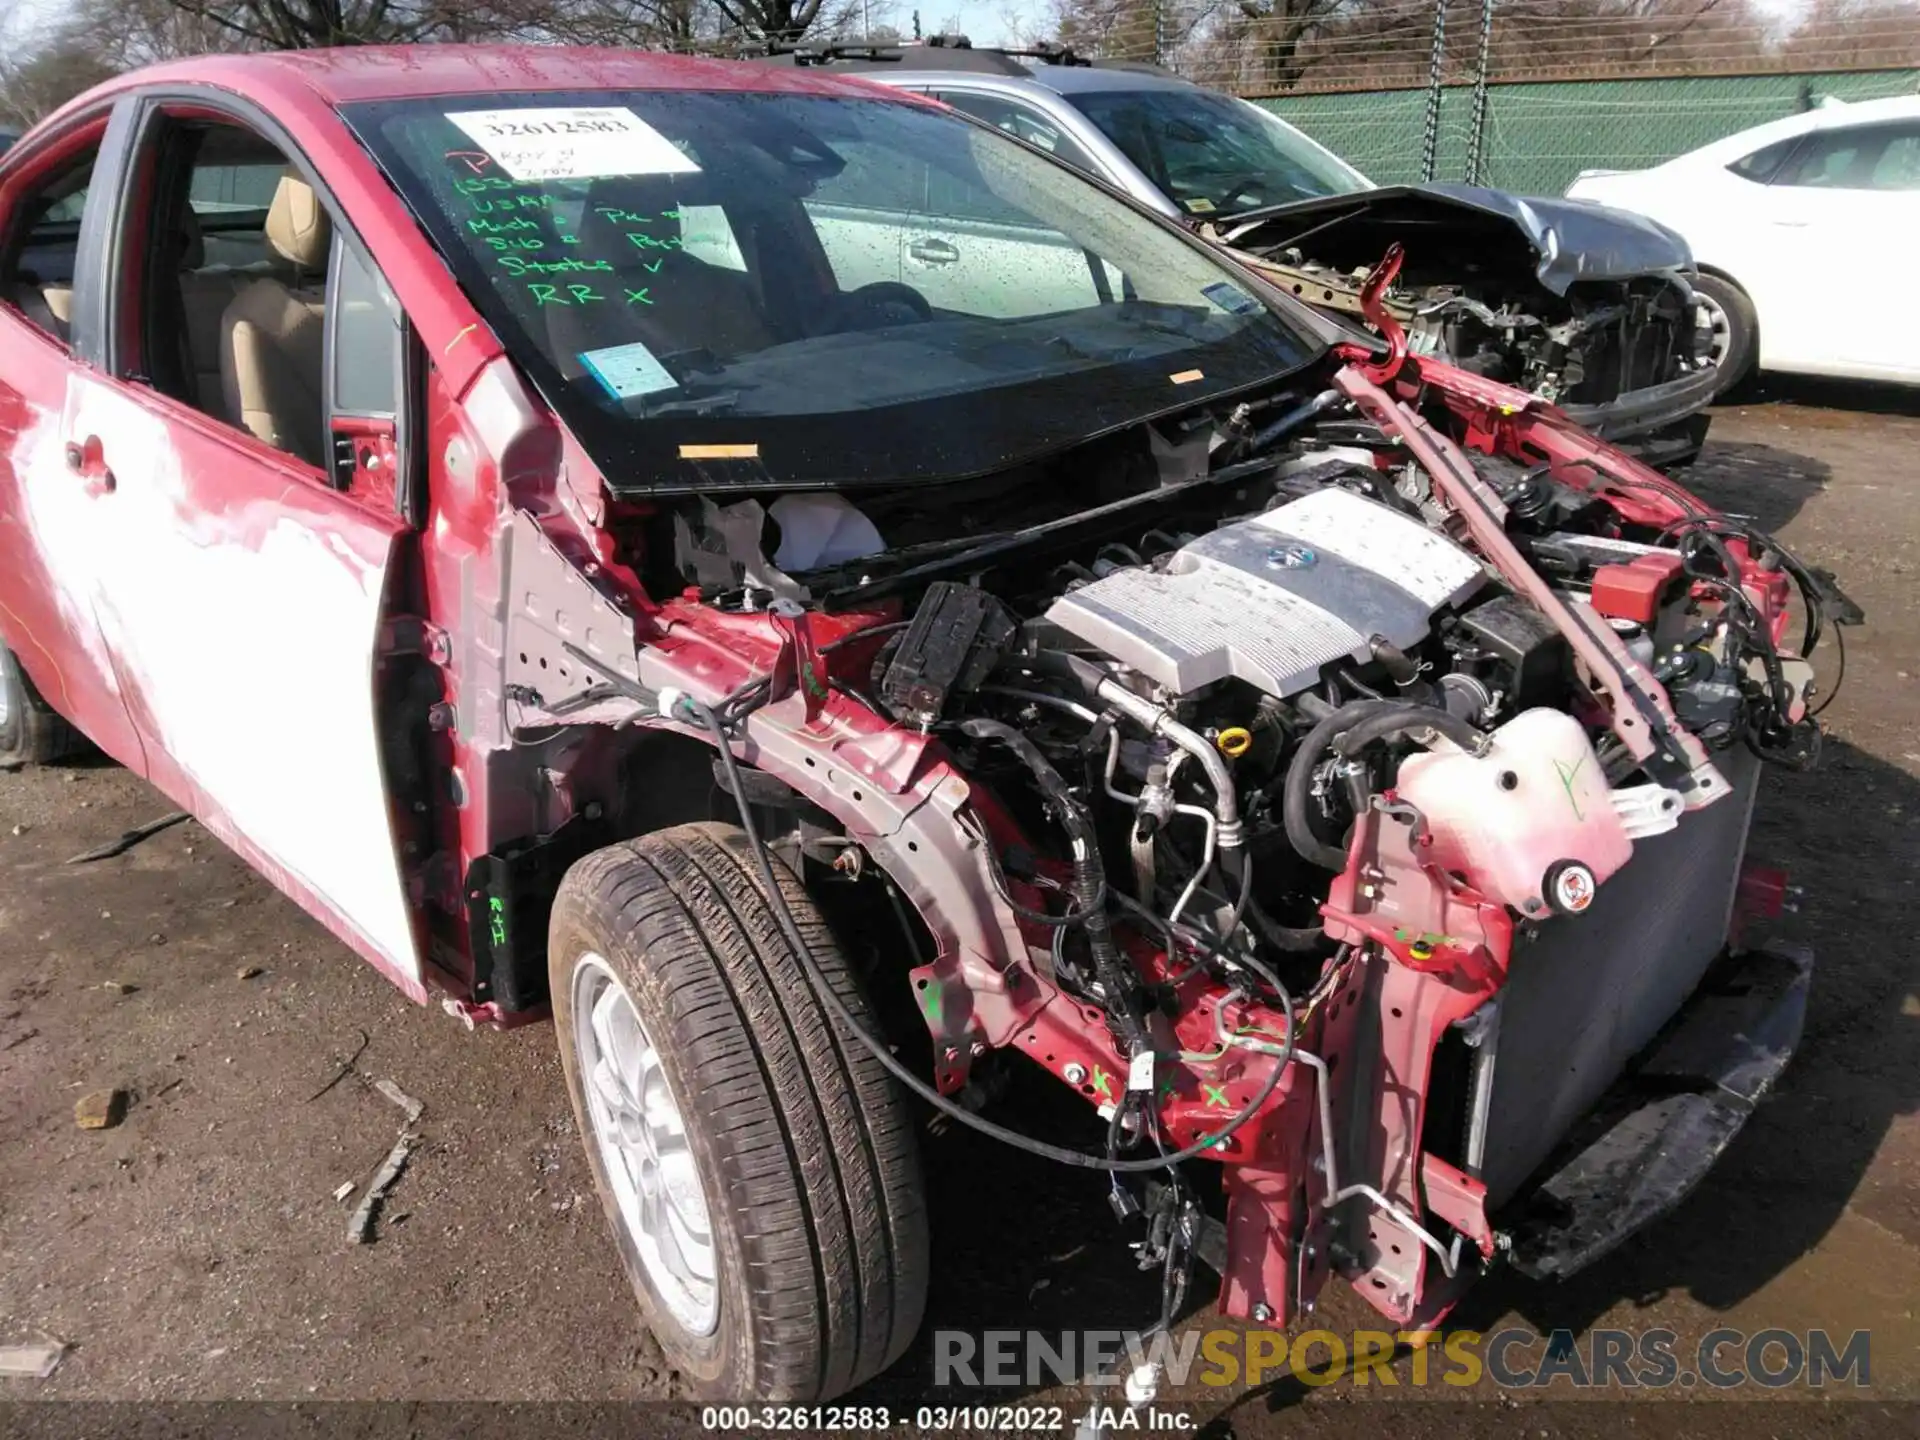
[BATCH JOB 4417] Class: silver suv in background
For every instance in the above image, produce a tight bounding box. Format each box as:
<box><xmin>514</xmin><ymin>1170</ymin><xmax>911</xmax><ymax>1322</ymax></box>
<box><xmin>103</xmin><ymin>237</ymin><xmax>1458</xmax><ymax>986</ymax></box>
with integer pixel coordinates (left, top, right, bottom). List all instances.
<box><xmin>753</xmin><ymin>41</ymin><xmax>1721</xmax><ymax>463</ymax></box>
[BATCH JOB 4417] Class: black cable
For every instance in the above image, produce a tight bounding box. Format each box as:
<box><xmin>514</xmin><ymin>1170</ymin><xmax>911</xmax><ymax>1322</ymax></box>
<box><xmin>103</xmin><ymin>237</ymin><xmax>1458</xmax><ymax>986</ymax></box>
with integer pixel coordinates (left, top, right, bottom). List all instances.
<box><xmin>1811</xmin><ymin>622</ymin><xmax>1846</xmax><ymax>719</ymax></box>
<box><xmin>688</xmin><ymin>694</ymin><xmax>1292</xmax><ymax>1173</ymax></box>
<box><xmin>978</xmin><ymin>841</ymin><xmax>1107</xmax><ymax>928</ymax></box>
<box><xmin>960</xmin><ymin>717</ymin><xmax>1147</xmax><ymax>1056</ymax></box>
<box><xmin>820</xmin><ymin>619</ymin><xmax>912</xmax><ymax>654</ymax></box>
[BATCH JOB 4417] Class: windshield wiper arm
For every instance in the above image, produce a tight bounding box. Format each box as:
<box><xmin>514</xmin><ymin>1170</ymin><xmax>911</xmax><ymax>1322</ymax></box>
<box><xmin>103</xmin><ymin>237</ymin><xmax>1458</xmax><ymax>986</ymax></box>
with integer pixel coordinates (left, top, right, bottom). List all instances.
<box><xmin>641</xmin><ymin>390</ymin><xmax>742</xmax><ymax>418</ymax></box>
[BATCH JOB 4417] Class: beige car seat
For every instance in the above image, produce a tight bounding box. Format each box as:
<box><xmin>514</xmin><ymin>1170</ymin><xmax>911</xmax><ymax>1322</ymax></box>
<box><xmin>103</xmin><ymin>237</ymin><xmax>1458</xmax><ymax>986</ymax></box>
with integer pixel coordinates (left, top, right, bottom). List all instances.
<box><xmin>219</xmin><ymin>173</ymin><xmax>330</xmax><ymax>465</ymax></box>
<box><xmin>173</xmin><ymin>209</ymin><xmax>247</xmax><ymax>412</ymax></box>
<box><xmin>12</xmin><ymin>284</ymin><xmax>73</xmax><ymax>341</ymax></box>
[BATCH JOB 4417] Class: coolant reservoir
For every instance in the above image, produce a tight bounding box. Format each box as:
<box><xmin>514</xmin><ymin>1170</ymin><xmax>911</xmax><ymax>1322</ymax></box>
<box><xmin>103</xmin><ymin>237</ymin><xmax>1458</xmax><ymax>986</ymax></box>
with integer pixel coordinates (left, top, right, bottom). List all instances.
<box><xmin>1395</xmin><ymin>708</ymin><xmax>1678</xmax><ymax>919</ymax></box>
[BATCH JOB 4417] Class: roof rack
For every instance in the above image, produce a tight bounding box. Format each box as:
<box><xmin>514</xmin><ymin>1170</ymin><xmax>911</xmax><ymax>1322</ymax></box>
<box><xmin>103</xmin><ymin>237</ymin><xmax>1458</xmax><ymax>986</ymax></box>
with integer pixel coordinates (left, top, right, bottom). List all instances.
<box><xmin>738</xmin><ymin>34</ymin><xmax>1094</xmax><ymax>74</ymax></box>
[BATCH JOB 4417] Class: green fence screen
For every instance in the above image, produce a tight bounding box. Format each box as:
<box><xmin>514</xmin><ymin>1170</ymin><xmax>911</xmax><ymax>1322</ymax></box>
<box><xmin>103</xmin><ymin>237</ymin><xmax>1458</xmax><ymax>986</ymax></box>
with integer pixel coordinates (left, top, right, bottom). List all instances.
<box><xmin>1252</xmin><ymin>70</ymin><xmax>1920</xmax><ymax>196</ymax></box>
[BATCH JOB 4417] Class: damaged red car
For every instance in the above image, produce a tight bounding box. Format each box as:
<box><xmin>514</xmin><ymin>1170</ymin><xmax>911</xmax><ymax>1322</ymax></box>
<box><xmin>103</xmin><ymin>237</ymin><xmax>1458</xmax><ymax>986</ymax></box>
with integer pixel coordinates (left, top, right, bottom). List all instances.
<box><xmin>0</xmin><ymin>46</ymin><xmax>1857</xmax><ymax>1403</ymax></box>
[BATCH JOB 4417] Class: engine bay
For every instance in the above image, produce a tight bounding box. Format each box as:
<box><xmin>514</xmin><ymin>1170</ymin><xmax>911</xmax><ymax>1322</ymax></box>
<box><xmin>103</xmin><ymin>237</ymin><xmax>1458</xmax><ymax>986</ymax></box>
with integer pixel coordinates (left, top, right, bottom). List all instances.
<box><xmin>515</xmin><ymin>344</ymin><xmax>1856</xmax><ymax>1342</ymax></box>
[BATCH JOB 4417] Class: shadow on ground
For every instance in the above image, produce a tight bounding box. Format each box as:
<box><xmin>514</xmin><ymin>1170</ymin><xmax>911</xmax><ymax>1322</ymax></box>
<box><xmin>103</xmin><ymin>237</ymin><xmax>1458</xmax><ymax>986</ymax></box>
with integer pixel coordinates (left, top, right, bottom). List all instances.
<box><xmin>1679</xmin><ymin>435</ymin><xmax>1830</xmax><ymax>533</ymax></box>
<box><xmin>1727</xmin><ymin>375</ymin><xmax>1920</xmax><ymax>420</ymax></box>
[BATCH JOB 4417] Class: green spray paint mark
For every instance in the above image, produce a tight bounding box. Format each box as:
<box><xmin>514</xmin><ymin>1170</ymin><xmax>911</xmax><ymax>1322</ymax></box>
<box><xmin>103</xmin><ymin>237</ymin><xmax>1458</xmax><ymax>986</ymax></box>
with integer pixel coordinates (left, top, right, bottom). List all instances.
<box><xmin>919</xmin><ymin>982</ymin><xmax>942</xmax><ymax>1025</ymax></box>
<box><xmin>1552</xmin><ymin>753</ymin><xmax>1589</xmax><ymax>821</ymax></box>
<box><xmin>1203</xmin><ymin>1082</ymin><xmax>1231</xmax><ymax>1110</ymax></box>
<box><xmin>1090</xmin><ymin>1066</ymin><xmax>1114</xmax><ymax>1101</ymax></box>
<box><xmin>487</xmin><ymin>896</ymin><xmax>507</xmax><ymax>949</ymax></box>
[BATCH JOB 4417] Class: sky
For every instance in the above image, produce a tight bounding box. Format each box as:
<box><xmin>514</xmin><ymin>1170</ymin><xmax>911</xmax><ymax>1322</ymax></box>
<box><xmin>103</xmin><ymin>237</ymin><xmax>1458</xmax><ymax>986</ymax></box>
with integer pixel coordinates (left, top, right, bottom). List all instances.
<box><xmin>884</xmin><ymin>0</ymin><xmax>1041</xmax><ymax>47</ymax></box>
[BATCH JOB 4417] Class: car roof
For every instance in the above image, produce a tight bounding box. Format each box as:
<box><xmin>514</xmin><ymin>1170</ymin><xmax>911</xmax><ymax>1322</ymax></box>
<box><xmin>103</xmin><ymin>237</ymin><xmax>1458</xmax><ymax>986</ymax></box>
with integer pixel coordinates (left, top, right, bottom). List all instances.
<box><xmin>81</xmin><ymin>45</ymin><xmax>908</xmax><ymax>108</ymax></box>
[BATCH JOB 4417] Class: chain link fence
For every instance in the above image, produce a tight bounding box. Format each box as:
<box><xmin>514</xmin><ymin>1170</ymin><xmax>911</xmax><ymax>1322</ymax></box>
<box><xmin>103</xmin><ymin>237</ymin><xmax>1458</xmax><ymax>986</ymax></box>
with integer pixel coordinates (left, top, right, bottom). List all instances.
<box><xmin>1256</xmin><ymin>67</ymin><xmax>1920</xmax><ymax>193</ymax></box>
<box><xmin>1053</xmin><ymin>0</ymin><xmax>1920</xmax><ymax>194</ymax></box>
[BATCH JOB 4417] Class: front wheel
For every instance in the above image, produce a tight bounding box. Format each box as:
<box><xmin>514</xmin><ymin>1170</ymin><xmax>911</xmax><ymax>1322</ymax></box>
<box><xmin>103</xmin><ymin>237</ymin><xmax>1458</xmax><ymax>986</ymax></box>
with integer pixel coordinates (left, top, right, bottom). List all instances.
<box><xmin>550</xmin><ymin>822</ymin><xmax>929</xmax><ymax>1402</ymax></box>
<box><xmin>0</xmin><ymin>641</ymin><xmax>85</xmax><ymax>768</ymax></box>
<box><xmin>1692</xmin><ymin>272</ymin><xmax>1758</xmax><ymax>398</ymax></box>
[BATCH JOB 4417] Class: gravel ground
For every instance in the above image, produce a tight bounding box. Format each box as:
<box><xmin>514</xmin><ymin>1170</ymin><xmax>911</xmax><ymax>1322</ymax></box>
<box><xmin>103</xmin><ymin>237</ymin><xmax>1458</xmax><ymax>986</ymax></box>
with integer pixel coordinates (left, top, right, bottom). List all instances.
<box><xmin>1</xmin><ymin>384</ymin><xmax>1916</xmax><ymax>1436</ymax></box>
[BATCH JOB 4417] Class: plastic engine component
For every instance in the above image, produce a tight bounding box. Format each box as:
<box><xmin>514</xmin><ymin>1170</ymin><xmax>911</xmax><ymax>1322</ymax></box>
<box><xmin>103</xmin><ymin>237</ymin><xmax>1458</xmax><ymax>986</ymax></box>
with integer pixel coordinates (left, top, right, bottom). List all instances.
<box><xmin>878</xmin><ymin>581</ymin><xmax>1018</xmax><ymax>726</ymax></box>
<box><xmin>1045</xmin><ymin>488</ymin><xmax>1484</xmax><ymax>699</ymax></box>
<box><xmin>1395</xmin><ymin>707</ymin><xmax>1640</xmax><ymax>919</ymax></box>
<box><xmin>1590</xmin><ymin>552</ymin><xmax>1685</xmax><ymax>625</ymax></box>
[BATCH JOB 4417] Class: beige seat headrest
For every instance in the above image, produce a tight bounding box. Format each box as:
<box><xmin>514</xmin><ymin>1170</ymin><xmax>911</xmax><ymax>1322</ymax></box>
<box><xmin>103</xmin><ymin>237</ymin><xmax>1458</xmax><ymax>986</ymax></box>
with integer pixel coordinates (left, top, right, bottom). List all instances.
<box><xmin>265</xmin><ymin>172</ymin><xmax>330</xmax><ymax>272</ymax></box>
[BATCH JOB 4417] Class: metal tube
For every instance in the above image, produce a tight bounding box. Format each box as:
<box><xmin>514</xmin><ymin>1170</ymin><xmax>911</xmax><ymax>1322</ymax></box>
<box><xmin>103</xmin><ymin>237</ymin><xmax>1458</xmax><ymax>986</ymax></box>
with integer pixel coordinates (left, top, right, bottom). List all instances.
<box><xmin>1095</xmin><ymin>679</ymin><xmax>1243</xmax><ymax>848</ymax></box>
<box><xmin>1461</xmin><ymin>998</ymin><xmax>1502</xmax><ymax>1179</ymax></box>
<box><xmin>1293</xmin><ymin>1047</ymin><xmax>1458</xmax><ymax>1278</ymax></box>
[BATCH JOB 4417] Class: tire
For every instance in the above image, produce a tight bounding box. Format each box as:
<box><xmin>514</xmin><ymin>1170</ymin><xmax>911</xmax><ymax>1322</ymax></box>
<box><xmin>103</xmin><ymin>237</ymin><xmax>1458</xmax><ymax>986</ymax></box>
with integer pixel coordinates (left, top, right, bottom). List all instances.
<box><xmin>550</xmin><ymin>821</ymin><xmax>929</xmax><ymax>1403</ymax></box>
<box><xmin>1693</xmin><ymin>272</ymin><xmax>1758</xmax><ymax>398</ymax></box>
<box><xmin>0</xmin><ymin>641</ymin><xmax>86</xmax><ymax>767</ymax></box>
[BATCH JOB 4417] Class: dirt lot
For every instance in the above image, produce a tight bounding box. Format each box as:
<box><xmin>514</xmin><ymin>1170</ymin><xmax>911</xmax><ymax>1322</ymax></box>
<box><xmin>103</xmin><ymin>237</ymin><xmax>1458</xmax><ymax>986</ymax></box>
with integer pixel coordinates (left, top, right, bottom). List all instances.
<box><xmin>2</xmin><ymin>385</ymin><xmax>1917</xmax><ymax>1435</ymax></box>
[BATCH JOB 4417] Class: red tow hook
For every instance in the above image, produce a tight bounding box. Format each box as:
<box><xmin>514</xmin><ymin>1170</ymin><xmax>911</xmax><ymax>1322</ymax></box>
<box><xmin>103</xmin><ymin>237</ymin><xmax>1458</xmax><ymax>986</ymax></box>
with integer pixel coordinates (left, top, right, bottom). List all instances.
<box><xmin>1340</xmin><ymin>242</ymin><xmax>1413</xmax><ymax>386</ymax></box>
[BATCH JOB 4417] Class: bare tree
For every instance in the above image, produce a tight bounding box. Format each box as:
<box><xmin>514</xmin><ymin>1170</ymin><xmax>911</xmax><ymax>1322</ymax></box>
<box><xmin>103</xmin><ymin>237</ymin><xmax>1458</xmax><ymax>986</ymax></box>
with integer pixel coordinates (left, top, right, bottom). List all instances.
<box><xmin>707</xmin><ymin>0</ymin><xmax>827</xmax><ymax>41</ymax></box>
<box><xmin>0</xmin><ymin>37</ymin><xmax>120</xmax><ymax>127</ymax></box>
<box><xmin>1050</xmin><ymin>0</ymin><xmax>1920</xmax><ymax>93</ymax></box>
<box><xmin>1226</xmin><ymin>0</ymin><xmax>1374</xmax><ymax>90</ymax></box>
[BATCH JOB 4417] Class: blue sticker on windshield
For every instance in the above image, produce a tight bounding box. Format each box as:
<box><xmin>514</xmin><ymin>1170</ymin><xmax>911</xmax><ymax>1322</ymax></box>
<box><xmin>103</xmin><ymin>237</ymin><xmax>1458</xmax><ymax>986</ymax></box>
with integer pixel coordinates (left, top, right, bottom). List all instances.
<box><xmin>579</xmin><ymin>341</ymin><xmax>678</xmax><ymax>401</ymax></box>
<box><xmin>1202</xmin><ymin>281</ymin><xmax>1261</xmax><ymax>316</ymax></box>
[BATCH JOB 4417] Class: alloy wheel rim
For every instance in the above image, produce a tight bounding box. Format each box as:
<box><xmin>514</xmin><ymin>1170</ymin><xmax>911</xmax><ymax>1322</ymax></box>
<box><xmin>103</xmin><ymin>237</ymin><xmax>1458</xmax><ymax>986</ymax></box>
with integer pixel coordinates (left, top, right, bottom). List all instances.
<box><xmin>0</xmin><ymin>653</ymin><xmax>12</xmax><ymax>729</ymax></box>
<box><xmin>571</xmin><ymin>952</ymin><xmax>719</xmax><ymax>1335</ymax></box>
<box><xmin>1696</xmin><ymin>292</ymin><xmax>1733</xmax><ymax>369</ymax></box>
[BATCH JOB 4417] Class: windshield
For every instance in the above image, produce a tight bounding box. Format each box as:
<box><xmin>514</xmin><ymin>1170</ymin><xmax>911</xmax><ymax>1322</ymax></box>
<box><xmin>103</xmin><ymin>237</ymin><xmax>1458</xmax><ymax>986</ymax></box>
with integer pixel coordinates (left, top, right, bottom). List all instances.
<box><xmin>1069</xmin><ymin>88</ymin><xmax>1370</xmax><ymax>218</ymax></box>
<box><xmin>342</xmin><ymin>89</ymin><xmax>1320</xmax><ymax>493</ymax></box>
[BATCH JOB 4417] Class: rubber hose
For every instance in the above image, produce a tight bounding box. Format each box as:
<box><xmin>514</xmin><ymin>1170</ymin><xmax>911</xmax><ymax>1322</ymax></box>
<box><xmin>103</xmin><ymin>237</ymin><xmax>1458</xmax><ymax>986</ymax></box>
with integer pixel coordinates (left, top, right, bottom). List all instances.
<box><xmin>1247</xmin><ymin>898</ymin><xmax>1325</xmax><ymax>952</ymax></box>
<box><xmin>1282</xmin><ymin>699</ymin><xmax>1401</xmax><ymax>871</ymax></box>
<box><xmin>1331</xmin><ymin>704</ymin><xmax>1487</xmax><ymax>759</ymax></box>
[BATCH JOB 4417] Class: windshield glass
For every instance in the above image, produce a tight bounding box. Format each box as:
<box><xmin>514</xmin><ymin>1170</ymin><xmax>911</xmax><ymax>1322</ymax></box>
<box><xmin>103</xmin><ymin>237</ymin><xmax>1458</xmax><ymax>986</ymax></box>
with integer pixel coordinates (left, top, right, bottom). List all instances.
<box><xmin>343</xmin><ymin>89</ymin><xmax>1320</xmax><ymax>493</ymax></box>
<box><xmin>1069</xmin><ymin>88</ymin><xmax>1370</xmax><ymax>218</ymax></box>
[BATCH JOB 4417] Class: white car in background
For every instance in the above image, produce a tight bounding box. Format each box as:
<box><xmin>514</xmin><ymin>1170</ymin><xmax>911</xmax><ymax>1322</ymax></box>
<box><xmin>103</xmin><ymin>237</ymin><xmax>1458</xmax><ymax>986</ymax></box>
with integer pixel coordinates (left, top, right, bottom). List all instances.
<box><xmin>1567</xmin><ymin>94</ymin><xmax>1920</xmax><ymax>390</ymax></box>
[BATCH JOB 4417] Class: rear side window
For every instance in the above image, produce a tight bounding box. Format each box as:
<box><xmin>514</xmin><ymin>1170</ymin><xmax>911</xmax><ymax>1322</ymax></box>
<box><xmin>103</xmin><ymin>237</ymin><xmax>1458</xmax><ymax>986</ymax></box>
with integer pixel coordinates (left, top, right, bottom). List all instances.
<box><xmin>1771</xmin><ymin>121</ymin><xmax>1920</xmax><ymax>191</ymax></box>
<box><xmin>1725</xmin><ymin>136</ymin><xmax>1803</xmax><ymax>184</ymax></box>
<box><xmin>1868</xmin><ymin>129</ymin><xmax>1920</xmax><ymax>190</ymax></box>
<box><xmin>1</xmin><ymin>140</ymin><xmax>102</xmax><ymax>345</ymax></box>
<box><xmin>933</xmin><ymin>91</ymin><xmax>1097</xmax><ymax>175</ymax></box>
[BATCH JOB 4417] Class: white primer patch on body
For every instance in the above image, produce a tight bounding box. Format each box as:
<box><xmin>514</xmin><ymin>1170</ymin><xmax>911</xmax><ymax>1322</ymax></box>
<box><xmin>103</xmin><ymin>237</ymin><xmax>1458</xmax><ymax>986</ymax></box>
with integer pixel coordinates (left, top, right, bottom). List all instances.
<box><xmin>34</xmin><ymin>379</ymin><xmax>419</xmax><ymax>980</ymax></box>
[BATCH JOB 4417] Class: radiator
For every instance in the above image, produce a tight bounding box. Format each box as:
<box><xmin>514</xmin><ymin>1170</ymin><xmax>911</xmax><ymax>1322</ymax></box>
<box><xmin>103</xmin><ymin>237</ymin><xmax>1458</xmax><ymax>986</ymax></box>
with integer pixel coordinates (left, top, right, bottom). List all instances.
<box><xmin>1478</xmin><ymin>746</ymin><xmax>1763</xmax><ymax>1207</ymax></box>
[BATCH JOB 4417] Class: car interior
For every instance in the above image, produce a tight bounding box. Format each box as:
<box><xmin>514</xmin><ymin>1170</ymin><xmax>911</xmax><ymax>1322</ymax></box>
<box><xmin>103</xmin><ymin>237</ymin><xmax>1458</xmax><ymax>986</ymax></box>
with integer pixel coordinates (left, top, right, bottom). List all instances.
<box><xmin>134</xmin><ymin>123</ymin><xmax>337</xmax><ymax>467</ymax></box>
<box><xmin>3</xmin><ymin>145</ymin><xmax>99</xmax><ymax>343</ymax></box>
<box><xmin>545</xmin><ymin>173</ymin><xmax>783</xmax><ymax>375</ymax></box>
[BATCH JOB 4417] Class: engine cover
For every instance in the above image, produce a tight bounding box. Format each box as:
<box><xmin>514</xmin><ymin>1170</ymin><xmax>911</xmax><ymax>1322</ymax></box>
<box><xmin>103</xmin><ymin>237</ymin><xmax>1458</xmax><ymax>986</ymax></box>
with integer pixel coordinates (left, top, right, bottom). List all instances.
<box><xmin>1046</xmin><ymin>488</ymin><xmax>1485</xmax><ymax>697</ymax></box>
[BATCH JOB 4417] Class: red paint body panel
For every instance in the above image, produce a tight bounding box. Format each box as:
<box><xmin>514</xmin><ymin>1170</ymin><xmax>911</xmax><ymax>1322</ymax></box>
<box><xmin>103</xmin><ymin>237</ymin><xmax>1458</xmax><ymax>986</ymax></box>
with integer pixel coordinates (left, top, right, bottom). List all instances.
<box><xmin>0</xmin><ymin>313</ymin><xmax>149</xmax><ymax>773</ymax></box>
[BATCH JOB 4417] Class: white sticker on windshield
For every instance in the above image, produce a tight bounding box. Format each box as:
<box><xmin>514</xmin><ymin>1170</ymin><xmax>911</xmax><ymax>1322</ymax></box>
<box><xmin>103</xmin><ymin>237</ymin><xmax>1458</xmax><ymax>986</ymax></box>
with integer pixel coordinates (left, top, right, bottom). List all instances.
<box><xmin>579</xmin><ymin>341</ymin><xmax>679</xmax><ymax>401</ymax></box>
<box><xmin>446</xmin><ymin>107</ymin><xmax>701</xmax><ymax>182</ymax></box>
